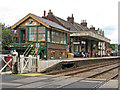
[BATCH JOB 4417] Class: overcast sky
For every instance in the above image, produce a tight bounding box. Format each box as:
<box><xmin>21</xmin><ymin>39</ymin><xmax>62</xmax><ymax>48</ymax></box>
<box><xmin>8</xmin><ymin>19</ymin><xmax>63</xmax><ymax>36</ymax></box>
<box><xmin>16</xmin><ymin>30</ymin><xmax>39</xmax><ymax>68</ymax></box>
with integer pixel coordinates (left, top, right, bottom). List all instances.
<box><xmin>0</xmin><ymin>0</ymin><xmax>119</xmax><ymax>44</ymax></box>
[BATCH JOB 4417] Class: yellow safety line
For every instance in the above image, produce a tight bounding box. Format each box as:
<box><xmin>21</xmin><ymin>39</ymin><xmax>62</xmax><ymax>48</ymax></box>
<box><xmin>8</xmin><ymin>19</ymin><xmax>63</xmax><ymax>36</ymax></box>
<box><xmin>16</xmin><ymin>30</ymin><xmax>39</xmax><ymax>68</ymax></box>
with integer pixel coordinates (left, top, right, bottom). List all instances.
<box><xmin>13</xmin><ymin>73</ymin><xmax>44</xmax><ymax>76</ymax></box>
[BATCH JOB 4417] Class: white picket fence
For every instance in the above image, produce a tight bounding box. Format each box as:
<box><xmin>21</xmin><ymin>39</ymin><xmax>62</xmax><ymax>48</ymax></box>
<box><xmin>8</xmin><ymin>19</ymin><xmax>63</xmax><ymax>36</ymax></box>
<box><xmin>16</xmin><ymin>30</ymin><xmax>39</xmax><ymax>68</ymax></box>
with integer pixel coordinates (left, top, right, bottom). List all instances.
<box><xmin>20</xmin><ymin>55</ymin><xmax>40</xmax><ymax>73</ymax></box>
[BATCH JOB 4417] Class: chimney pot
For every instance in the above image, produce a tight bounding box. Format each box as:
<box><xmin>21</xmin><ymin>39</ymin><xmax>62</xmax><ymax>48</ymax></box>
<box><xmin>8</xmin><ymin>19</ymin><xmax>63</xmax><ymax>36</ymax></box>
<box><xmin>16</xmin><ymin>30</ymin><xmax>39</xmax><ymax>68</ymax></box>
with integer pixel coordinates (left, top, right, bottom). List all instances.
<box><xmin>72</xmin><ymin>14</ymin><xmax>73</xmax><ymax>17</ymax></box>
<box><xmin>49</xmin><ymin>9</ymin><xmax>51</xmax><ymax>12</ymax></box>
<box><xmin>44</xmin><ymin>10</ymin><xmax>46</xmax><ymax>16</ymax></box>
<box><xmin>81</xmin><ymin>20</ymin><xmax>87</xmax><ymax>27</ymax></box>
<box><xmin>90</xmin><ymin>25</ymin><xmax>95</xmax><ymax>30</ymax></box>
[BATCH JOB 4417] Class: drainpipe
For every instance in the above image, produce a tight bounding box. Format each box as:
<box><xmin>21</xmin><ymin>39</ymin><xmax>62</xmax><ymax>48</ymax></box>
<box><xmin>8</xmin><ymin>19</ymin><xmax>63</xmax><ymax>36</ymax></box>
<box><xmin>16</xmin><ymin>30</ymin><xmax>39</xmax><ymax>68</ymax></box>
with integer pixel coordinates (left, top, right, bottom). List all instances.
<box><xmin>45</xmin><ymin>27</ymin><xmax>47</xmax><ymax>60</ymax></box>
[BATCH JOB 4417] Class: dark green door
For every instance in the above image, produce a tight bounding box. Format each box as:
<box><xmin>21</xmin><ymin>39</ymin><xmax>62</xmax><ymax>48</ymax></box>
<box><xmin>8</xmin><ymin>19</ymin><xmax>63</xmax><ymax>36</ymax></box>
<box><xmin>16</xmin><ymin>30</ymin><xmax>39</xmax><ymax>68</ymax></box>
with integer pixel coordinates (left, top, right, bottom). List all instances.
<box><xmin>19</xmin><ymin>29</ymin><xmax>25</xmax><ymax>43</ymax></box>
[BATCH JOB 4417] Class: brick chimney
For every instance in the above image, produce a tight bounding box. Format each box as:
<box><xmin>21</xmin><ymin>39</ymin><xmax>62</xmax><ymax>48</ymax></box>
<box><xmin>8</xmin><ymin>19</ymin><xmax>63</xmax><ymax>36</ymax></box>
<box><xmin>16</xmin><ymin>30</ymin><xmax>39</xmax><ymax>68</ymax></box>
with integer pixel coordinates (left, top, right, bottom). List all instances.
<box><xmin>48</xmin><ymin>9</ymin><xmax>53</xmax><ymax>15</ymax></box>
<box><xmin>81</xmin><ymin>20</ymin><xmax>87</xmax><ymax>27</ymax></box>
<box><xmin>67</xmin><ymin>14</ymin><xmax>74</xmax><ymax>24</ymax></box>
<box><xmin>90</xmin><ymin>25</ymin><xmax>95</xmax><ymax>30</ymax></box>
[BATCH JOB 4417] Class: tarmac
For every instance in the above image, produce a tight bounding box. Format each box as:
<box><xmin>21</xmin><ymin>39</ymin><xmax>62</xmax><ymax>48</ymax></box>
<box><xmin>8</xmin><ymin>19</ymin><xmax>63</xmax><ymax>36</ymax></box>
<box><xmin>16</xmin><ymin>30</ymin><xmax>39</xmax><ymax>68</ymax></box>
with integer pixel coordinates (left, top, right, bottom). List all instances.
<box><xmin>0</xmin><ymin>56</ymin><xmax>119</xmax><ymax>89</ymax></box>
<box><xmin>1</xmin><ymin>73</ymin><xmax>118</xmax><ymax>89</ymax></box>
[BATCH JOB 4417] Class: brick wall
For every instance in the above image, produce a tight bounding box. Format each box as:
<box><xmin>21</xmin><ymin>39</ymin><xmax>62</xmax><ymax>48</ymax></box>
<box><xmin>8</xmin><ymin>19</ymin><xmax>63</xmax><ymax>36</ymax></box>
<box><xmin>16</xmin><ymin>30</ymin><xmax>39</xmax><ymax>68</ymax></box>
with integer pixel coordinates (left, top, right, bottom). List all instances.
<box><xmin>47</xmin><ymin>43</ymin><xmax>68</xmax><ymax>59</ymax></box>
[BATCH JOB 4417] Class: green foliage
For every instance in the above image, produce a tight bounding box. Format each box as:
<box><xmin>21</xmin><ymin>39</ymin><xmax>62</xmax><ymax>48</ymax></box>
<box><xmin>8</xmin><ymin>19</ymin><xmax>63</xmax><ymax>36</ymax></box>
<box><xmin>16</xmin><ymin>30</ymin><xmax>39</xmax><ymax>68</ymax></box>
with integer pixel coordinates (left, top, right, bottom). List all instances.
<box><xmin>110</xmin><ymin>44</ymin><xmax>115</xmax><ymax>50</ymax></box>
<box><xmin>8</xmin><ymin>43</ymin><xmax>29</xmax><ymax>48</ymax></box>
<box><xmin>118</xmin><ymin>44</ymin><xmax>120</xmax><ymax>50</ymax></box>
<box><xmin>0</xmin><ymin>23</ymin><xmax>13</xmax><ymax>49</ymax></box>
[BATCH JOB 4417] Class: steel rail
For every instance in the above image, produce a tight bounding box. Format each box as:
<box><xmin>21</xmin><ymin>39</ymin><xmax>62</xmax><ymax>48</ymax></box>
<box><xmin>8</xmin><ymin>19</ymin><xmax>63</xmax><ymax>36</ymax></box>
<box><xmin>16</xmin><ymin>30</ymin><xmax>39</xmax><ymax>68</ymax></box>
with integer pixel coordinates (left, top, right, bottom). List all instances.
<box><xmin>47</xmin><ymin>60</ymin><xmax>118</xmax><ymax>75</ymax></box>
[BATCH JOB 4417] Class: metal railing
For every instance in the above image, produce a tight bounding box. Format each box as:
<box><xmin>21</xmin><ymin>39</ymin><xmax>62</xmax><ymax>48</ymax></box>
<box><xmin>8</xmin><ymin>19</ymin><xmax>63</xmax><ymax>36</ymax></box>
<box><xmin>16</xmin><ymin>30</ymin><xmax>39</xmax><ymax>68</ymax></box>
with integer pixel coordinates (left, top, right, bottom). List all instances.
<box><xmin>23</xmin><ymin>42</ymin><xmax>33</xmax><ymax>56</ymax></box>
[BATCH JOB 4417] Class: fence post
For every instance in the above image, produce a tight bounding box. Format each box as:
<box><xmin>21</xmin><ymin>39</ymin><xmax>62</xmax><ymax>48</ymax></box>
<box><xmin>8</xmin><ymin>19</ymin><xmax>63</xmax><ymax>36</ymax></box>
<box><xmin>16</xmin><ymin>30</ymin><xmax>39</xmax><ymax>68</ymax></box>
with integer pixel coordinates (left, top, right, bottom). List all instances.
<box><xmin>37</xmin><ymin>55</ymin><xmax>40</xmax><ymax>72</ymax></box>
<box><xmin>28</xmin><ymin>55</ymin><xmax>32</xmax><ymax>72</ymax></box>
<box><xmin>12</xmin><ymin>54</ymin><xmax>17</xmax><ymax>74</ymax></box>
<box><xmin>20</xmin><ymin>55</ymin><xmax>24</xmax><ymax>73</ymax></box>
<box><xmin>12</xmin><ymin>55</ymin><xmax>16</xmax><ymax>70</ymax></box>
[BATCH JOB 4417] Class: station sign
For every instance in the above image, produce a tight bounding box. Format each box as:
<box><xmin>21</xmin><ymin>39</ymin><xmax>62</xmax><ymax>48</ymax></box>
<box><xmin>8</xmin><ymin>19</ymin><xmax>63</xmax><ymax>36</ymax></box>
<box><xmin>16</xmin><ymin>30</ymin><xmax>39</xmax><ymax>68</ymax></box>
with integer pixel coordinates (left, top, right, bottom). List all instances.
<box><xmin>73</xmin><ymin>42</ymin><xmax>80</xmax><ymax>44</ymax></box>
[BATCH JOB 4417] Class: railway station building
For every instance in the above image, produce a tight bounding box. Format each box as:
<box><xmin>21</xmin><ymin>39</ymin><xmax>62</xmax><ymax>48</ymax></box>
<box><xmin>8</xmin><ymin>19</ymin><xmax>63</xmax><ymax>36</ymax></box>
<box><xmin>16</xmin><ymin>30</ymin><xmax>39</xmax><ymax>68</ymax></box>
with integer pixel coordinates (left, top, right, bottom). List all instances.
<box><xmin>10</xmin><ymin>13</ymin><xmax>70</xmax><ymax>60</ymax></box>
<box><xmin>44</xmin><ymin>10</ymin><xmax>110</xmax><ymax>57</ymax></box>
<box><xmin>9</xmin><ymin>10</ymin><xmax>110</xmax><ymax>59</ymax></box>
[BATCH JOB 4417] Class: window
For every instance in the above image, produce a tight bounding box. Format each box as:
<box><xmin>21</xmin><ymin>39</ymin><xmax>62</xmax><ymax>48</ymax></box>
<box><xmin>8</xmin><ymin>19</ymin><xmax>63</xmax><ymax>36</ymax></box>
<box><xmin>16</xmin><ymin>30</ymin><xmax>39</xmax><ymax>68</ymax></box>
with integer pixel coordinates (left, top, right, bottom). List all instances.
<box><xmin>75</xmin><ymin>45</ymin><xmax>79</xmax><ymax>52</ymax></box>
<box><xmin>47</xmin><ymin>30</ymin><xmax>50</xmax><ymax>42</ymax></box>
<box><xmin>52</xmin><ymin>31</ymin><xmax>56</xmax><ymax>43</ymax></box>
<box><xmin>50</xmin><ymin>30</ymin><xmax>67</xmax><ymax>44</ymax></box>
<box><xmin>61</xmin><ymin>32</ymin><xmax>64</xmax><ymax>44</ymax></box>
<box><xmin>29</xmin><ymin>27</ymin><xmax>37</xmax><ymax>41</ymax></box>
<box><xmin>38</xmin><ymin>27</ymin><xmax>45</xmax><ymax>41</ymax></box>
<box><xmin>64</xmin><ymin>33</ymin><xmax>66</xmax><ymax>44</ymax></box>
<box><xmin>56</xmin><ymin>31</ymin><xmax>59</xmax><ymax>43</ymax></box>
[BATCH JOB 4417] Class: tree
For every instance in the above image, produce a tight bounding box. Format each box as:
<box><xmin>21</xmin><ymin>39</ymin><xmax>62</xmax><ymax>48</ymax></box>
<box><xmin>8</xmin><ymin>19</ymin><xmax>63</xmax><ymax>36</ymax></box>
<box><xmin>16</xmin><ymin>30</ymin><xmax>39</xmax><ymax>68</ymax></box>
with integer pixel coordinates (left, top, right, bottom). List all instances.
<box><xmin>0</xmin><ymin>23</ymin><xmax>13</xmax><ymax>50</ymax></box>
<box><xmin>110</xmin><ymin>44</ymin><xmax>115</xmax><ymax>50</ymax></box>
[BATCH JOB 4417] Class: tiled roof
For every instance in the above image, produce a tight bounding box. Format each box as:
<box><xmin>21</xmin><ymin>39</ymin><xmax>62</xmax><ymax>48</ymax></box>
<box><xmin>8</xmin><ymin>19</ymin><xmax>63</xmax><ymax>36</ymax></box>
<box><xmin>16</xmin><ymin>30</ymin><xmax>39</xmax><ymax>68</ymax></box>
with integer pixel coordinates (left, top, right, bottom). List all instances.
<box><xmin>56</xmin><ymin>16</ymin><xmax>90</xmax><ymax>32</ymax></box>
<box><xmin>56</xmin><ymin>17</ymin><xmax>79</xmax><ymax>32</ymax></box>
<box><xmin>74</xmin><ymin>23</ymin><xmax>89</xmax><ymax>31</ymax></box>
<box><xmin>32</xmin><ymin>14</ymin><xmax>70</xmax><ymax>32</ymax></box>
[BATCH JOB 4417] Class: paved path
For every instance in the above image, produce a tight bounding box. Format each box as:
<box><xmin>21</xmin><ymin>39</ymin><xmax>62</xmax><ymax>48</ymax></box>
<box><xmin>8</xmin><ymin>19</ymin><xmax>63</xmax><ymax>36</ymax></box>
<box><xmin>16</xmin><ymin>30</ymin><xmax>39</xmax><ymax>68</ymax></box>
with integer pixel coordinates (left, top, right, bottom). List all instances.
<box><xmin>1</xmin><ymin>73</ymin><xmax>118</xmax><ymax>89</ymax></box>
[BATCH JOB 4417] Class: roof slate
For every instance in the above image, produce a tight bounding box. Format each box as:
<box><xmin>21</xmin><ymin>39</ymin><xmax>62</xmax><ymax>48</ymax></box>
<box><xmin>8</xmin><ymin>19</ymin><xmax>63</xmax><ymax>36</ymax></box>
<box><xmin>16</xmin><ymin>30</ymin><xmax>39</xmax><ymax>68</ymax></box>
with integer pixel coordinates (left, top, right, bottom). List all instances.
<box><xmin>32</xmin><ymin>14</ymin><xmax>70</xmax><ymax>32</ymax></box>
<box><xmin>56</xmin><ymin>17</ymin><xmax>79</xmax><ymax>32</ymax></box>
<box><xmin>56</xmin><ymin>16</ymin><xmax>90</xmax><ymax>32</ymax></box>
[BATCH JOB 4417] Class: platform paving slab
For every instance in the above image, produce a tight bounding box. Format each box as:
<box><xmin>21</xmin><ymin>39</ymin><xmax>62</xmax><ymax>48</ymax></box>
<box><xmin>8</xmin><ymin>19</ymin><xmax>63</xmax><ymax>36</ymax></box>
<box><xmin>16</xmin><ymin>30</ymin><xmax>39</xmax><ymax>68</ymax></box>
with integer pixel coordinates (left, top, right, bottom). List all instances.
<box><xmin>99</xmin><ymin>80</ymin><xmax>118</xmax><ymax>88</ymax></box>
<box><xmin>62</xmin><ymin>80</ymin><xmax>101</xmax><ymax>88</ymax></box>
<box><xmin>39</xmin><ymin>77</ymin><xmax>81</xmax><ymax>88</ymax></box>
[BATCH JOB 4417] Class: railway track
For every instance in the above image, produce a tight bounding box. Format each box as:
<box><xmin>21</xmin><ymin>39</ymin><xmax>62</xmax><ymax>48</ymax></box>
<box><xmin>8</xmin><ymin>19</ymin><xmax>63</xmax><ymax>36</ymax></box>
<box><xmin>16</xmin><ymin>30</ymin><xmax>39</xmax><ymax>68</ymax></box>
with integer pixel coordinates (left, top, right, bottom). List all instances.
<box><xmin>9</xmin><ymin>60</ymin><xmax>119</xmax><ymax>88</ymax></box>
<box><xmin>36</xmin><ymin>60</ymin><xmax>119</xmax><ymax>88</ymax></box>
<box><xmin>90</xmin><ymin>74</ymin><xmax>119</xmax><ymax>89</ymax></box>
<box><xmin>47</xmin><ymin>60</ymin><xmax>118</xmax><ymax>76</ymax></box>
<box><xmin>54</xmin><ymin>64</ymin><xmax>119</xmax><ymax>89</ymax></box>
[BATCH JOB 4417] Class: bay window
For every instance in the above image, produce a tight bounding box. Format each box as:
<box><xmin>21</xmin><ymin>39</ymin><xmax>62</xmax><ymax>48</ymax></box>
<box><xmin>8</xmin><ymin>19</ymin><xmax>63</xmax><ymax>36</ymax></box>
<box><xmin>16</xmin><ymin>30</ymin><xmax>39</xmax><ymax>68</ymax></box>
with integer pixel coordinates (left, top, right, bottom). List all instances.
<box><xmin>28</xmin><ymin>26</ymin><xmax>67</xmax><ymax>44</ymax></box>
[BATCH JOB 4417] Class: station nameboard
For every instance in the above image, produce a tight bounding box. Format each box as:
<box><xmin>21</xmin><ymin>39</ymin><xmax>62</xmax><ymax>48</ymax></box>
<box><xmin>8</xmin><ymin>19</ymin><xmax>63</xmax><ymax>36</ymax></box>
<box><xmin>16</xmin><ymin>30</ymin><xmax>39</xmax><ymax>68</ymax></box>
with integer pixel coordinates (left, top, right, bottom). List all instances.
<box><xmin>73</xmin><ymin>42</ymin><xmax>80</xmax><ymax>44</ymax></box>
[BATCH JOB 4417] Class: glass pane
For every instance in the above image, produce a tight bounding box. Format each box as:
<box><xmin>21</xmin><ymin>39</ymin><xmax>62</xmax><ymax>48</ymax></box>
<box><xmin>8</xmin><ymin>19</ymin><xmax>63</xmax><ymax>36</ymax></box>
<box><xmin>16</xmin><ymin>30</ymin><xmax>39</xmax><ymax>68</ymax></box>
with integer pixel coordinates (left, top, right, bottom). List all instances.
<box><xmin>47</xmin><ymin>30</ymin><xmax>50</xmax><ymax>42</ymax></box>
<box><xmin>52</xmin><ymin>31</ymin><xmax>55</xmax><ymax>43</ymax></box>
<box><xmin>38</xmin><ymin>27</ymin><xmax>45</xmax><ymax>33</ymax></box>
<box><xmin>64</xmin><ymin>33</ymin><xmax>66</xmax><ymax>44</ymax></box>
<box><xmin>29</xmin><ymin>27</ymin><xmax>36</xmax><ymax>41</ymax></box>
<box><xmin>57</xmin><ymin>32</ymin><xmax>60</xmax><ymax>43</ymax></box>
<box><xmin>38</xmin><ymin>27</ymin><xmax>45</xmax><ymax>40</ymax></box>
<box><xmin>41</xmin><ymin>34</ymin><xmax>45</xmax><ymax>40</ymax></box>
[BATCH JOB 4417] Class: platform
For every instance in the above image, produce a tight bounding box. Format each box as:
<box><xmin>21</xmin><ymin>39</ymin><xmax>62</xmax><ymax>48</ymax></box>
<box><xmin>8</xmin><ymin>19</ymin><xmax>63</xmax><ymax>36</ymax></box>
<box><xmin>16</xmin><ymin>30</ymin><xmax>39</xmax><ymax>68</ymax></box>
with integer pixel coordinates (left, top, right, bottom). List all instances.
<box><xmin>38</xmin><ymin>56</ymin><xmax>119</xmax><ymax>72</ymax></box>
<box><xmin>100</xmin><ymin>80</ymin><xmax>118</xmax><ymax>88</ymax></box>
